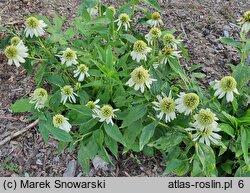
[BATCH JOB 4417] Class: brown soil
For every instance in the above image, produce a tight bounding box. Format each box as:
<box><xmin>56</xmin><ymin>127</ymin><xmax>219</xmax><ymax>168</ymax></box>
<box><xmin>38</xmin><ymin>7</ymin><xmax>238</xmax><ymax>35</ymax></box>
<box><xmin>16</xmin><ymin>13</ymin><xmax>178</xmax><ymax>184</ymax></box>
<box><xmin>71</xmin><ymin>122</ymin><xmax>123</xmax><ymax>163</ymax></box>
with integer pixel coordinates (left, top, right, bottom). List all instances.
<box><xmin>0</xmin><ymin>0</ymin><xmax>249</xmax><ymax>177</ymax></box>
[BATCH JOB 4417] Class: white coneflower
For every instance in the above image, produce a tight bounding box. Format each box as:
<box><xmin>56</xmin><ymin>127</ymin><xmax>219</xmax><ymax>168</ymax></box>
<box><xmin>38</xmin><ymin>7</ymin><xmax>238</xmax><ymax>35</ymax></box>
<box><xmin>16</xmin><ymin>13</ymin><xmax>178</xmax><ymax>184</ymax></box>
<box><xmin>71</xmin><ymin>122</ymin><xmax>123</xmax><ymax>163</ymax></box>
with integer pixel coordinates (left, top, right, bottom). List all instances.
<box><xmin>10</xmin><ymin>36</ymin><xmax>21</xmax><ymax>45</ymax></box>
<box><xmin>29</xmin><ymin>88</ymin><xmax>48</xmax><ymax>110</ymax></box>
<box><xmin>4</xmin><ymin>42</ymin><xmax>28</xmax><ymax>67</ymax></box>
<box><xmin>87</xmin><ymin>6</ymin><xmax>99</xmax><ymax>18</ymax></box>
<box><xmin>152</xmin><ymin>92</ymin><xmax>176</xmax><ymax>123</ymax></box>
<box><xmin>145</xmin><ymin>27</ymin><xmax>162</xmax><ymax>45</ymax></box>
<box><xmin>239</xmin><ymin>11</ymin><xmax>250</xmax><ymax>33</ymax></box>
<box><xmin>160</xmin><ymin>46</ymin><xmax>181</xmax><ymax>64</ymax></box>
<box><xmin>60</xmin><ymin>48</ymin><xmax>78</xmax><ymax>67</ymax></box>
<box><xmin>24</xmin><ymin>16</ymin><xmax>47</xmax><ymax>38</ymax></box>
<box><xmin>53</xmin><ymin>114</ymin><xmax>72</xmax><ymax>133</ymax></box>
<box><xmin>185</xmin><ymin>126</ymin><xmax>221</xmax><ymax>146</ymax></box>
<box><xmin>213</xmin><ymin>76</ymin><xmax>239</xmax><ymax>103</ymax></box>
<box><xmin>185</xmin><ymin>108</ymin><xmax>221</xmax><ymax>146</ymax></box>
<box><xmin>61</xmin><ymin>85</ymin><xmax>78</xmax><ymax>104</ymax></box>
<box><xmin>73</xmin><ymin>64</ymin><xmax>90</xmax><ymax>82</ymax></box>
<box><xmin>163</xmin><ymin>33</ymin><xmax>182</xmax><ymax>50</ymax></box>
<box><xmin>93</xmin><ymin>105</ymin><xmax>119</xmax><ymax>125</ymax></box>
<box><xmin>103</xmin><ymin>6</ymin><xmax>116</xmax><ymax>16</ymax></box>
<box><xmin>126</xmin><ymin>66</ymin><xmax>157</xmax><ymax>93</ymax></box>
<box><xmin>131</xmin><ymin>40</ymin><xmax>152</xmax><ymax>62</ymax></box>
<box><xmin>147</xmin><ymin>12</ymin><xmax>163</xmax><ymax>27</ymax></box>
<box><xmin>86</xmin><ymin>99</ymin><xmax>100</xmax><ymax>113</ymax></box>
<box><xmin>175</xmin><ymin>92</ymin><xmax>199</xmax><ymax>116</ymax></box>
<box><xmin>192</xmin><ymin>108</ymin><xmax>219</xmax><ymax>131</ymax></box>
<box><xmin>115</xmin><ymin>13</ymin><xmax>131</xmax><ymax>31</ymax></box>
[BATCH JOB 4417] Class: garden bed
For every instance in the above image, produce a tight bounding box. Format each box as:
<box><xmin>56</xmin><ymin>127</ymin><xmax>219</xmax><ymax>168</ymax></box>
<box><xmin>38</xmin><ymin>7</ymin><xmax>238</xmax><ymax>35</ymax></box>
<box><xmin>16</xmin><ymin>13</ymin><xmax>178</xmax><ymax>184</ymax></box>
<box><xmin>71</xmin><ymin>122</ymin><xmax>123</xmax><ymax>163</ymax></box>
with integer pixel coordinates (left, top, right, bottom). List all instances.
<box><xmin>0</xmin><ymin>0</ymin><xmax>249</xmax><ymax>177</ymax></box>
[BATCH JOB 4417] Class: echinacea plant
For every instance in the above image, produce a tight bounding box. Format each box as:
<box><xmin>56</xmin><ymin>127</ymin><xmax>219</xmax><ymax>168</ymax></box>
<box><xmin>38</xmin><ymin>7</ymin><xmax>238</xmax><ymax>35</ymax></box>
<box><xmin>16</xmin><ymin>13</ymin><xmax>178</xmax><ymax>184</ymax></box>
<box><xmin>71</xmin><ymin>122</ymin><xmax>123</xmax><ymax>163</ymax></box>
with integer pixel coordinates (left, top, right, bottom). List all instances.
<box><xmin>1</xmin><ymin>1</ymin><xmax>250</xmax><ymax>177</ymax></box>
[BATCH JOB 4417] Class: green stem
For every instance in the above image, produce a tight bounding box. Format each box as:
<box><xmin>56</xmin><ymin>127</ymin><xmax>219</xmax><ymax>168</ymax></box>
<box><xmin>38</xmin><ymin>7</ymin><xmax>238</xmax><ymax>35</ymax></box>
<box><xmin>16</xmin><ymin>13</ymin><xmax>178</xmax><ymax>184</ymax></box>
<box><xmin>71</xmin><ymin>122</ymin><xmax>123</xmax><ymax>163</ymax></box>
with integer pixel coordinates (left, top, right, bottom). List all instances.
<box><xmin>98</xmin><ymin>0</ymin><xmax>102</xmax><ymax>16</ymax></box>
<box><xmin>240</xmin><ymin>31</ymin><xmax>247</xmax><ymax>64</ymax></box>
<box><xmin>201</xmin><ymin>96</ymin><xmax>216</xmax><ymax>106</ymax></box>
<box><xmin>65</xmin><ymin>69</ymin><xmax>77</xmax><ymax>84</ymax></box>
<box><xmin>111</xmin><ymin>17</ymin><xmax>115</xmax><ymax>40</ymax></box>
<box><xmin>28</xmin><ymin>57</ymin><xmax>47</xmax><ymax>61</ymax></box>
<box><xmin>153</xmin><ymin>39</ymin><xmax>156</xmax><ymax>56</ymax></box>
<box><xmin>73</xmin><ymin>132</ymin><xmax>92</xmax><ymax>145</ymax></box>
<box><xmin>147</xmin><ymin>115</ymin><xmax>170</xmax><ymax>129</ymax></box>
<box><xmin>38</xmin><ymin>38</ymin><xmax>53</xmax><ymax>57</ymax></box>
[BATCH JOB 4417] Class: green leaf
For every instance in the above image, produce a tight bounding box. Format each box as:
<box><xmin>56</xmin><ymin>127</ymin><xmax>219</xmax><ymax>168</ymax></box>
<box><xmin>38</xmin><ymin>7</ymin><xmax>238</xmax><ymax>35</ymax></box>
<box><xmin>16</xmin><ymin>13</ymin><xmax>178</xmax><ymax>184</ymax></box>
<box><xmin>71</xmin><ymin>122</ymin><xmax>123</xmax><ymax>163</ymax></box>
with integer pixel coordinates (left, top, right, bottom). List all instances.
<box><xmin>149</xmin><ymin>131</ymin><xmax>185</xmax><ymax>151</ymax></box>
<box><xmin>124</xmin><ymin>121</ymin><xmax>143</xmax><ymax>148</ymax></box>
<box><xmin>232</xmin><ymin>63</ymin><xmax>250</xmax><ymax>90</ymax></box>
<box><xmin>117</xmin><ymin>53</ymin><xmax>129</xmax><ymax>69</ymax></box>
<box><xmin>191</xmin><ymin>157</ymin><xmax>204</xmax><ymax>176</ymax></box>
<box><xmin>86</xmin><ymin>139</ymin><xmax>99</xmax><ymax>159</ymax></box>
<box><xmin>49</xmin><ymin>90</ymin><xmax>61</xmax><ymax>112</ymax></box>
<box><xmin>104</xmin><ymin>123</ymin><xmax>126</xmax><ymax>146</ymax></box>
<box><xmin>79</xmin><ymin>118</ymin><xmax>98</xmax><ymax>132</ymax></box>
<box><xmin>139</xmin><ymin>121</ymin><xmax>157</xmax><ymax>151</ymax></box>
<box><xmin>164</xmin><ymin>158</ymin><xmax>182</xmax><ymax>175</ymax></box>
<box><xmin>121</xmin><ymin>105</ymin><xmax>147</xmax><ymax>127</ymax></box>
<box><xmin>105</xmin><ymin>135</ymin><xmax>118</xmax><ymax>158</ymax></box>
<box><xmin>78</xmin><ymin>90</ymin><xmax>89</xmax><ymax>105</ymax></box>
<box><xmin>100</xmin><ymin>147</ymin><xmax>114</xmax><ymax>164</ymax></box>
<box><xmin>221</xmin><ymin>111</ymin><xmax>239</xmax><ymax>129</ymax></box>
<box><xmin>179</xmin><ymin>43</ymin><xmax>189</xmax><ymax>62</ymax></box>
<box><xmin>219</xmin><ymin>37</ymin><xmax>242</xmax><ymax>50</ymax></box>
<box><xmin>35</xmin><ymin>63</ymin><xmax>47</xmax><ymax>86</ymax></box>
<box><xmin>65</xmin><ymin>103</ymin><xmax>93</xmax><ymax>117</ymax></box>
<box><xmin>168</xmin><ymin>57</ymin><xmax>189</xmax><ymax>85</ymax></box>
<box><xmin>79</xmin><ymin>0</ymin><xmax>98</xmax><ymax>9</ymax></box>
<box><xmin>40</xmin><ymin>121</ymin><xmax>72</xmax><ymax>142</ymax></box>
<box><xmin>11</xmin><ymin>98</ymin><xmax>33</xmax><ymax>112</ymax></box>
<box><xmin>238</xmin><ymin>108</ymin><xmax>250</xmax><ymax>125</ymax></box>
<box><xmin>45</xmin><ymin>74</ymin><xmax>65</xmax><ymax>86</ymax></box>
<box><xmin>164</xmin><ymin>158</ymin><xmax>189</xmax><ymax>176</ymax></box>
<box><xmin>22</xmin><ymin>58</ymin><xmax>33</xmax><ymax>74</ymax></box>
<box><xmin>188</xmin><ymin>64</ymin><xmax>203</xmax><ymax>73</ymax></box>
<box><xmin>241</xmin><ymin>126</ymin><xmax>250</xmax><ymax>167</ymax></box>
<box><xmin>142</xmin><ymin>0</ymin><xmax>161</xmax><ymax>11</ymax></box>
<box><xmin>38</xmin><ymin>120</ymin><xmax>49</xmax><ymax>143</ymax></box>
<box><xmin>93</xmin><ymin>129</ymin><xmax>104</xmax><ymax>147</ymax></box>
<box><xmin>195</xmin><ymin>143</ymin><xmax>216</xmax><ymax>176</ymax></box>
<box><xmin>232</xmin><ymin>98</ymin><xmax>239</xmax><ymax>113</ymax></box>
<box><xmin>191</xmin><ymin>73</ymin><xmax>205</xmax><ymax>79</ymax></box>
<box><xmin>116</xmin><ymin>2</ymin><xmax>133</xmax><ymax>16</ymax></box>
<box><xmin>221</xmin><ymin>162</ymin><xmax>232</xmax><ymax>174</ymax></box>
<box><xmin>57</xmin><ymin>141</ymin><xmax>69</xmax><ymax>154</ymax></box>
<box><xmin>120</xmin><ymin>34</ymin><xmax>137</xmax><ymax>43</ymax></box>
<box><xmin>235</xmin><ymin>165</ymin><xmax>250</xmax><ymax>177</ymax></box>
<box><xmin>106</xmin><ymin>45</ymin><xmax>114</xmax><ymax>70</ymax></box>
<box><xmin>219</xmin><ymin>123</ymin><xmax>235</xmax><ymax>137</ymax></box>
<box><xmin>53</xmin><ymin>15</ymin><xmax>64</xmax><ymax>31</ymax></box>
<box><xmin>78</xmin><ymin>143</ymin><xmax>90</xmax><ymax>175</ymax></box>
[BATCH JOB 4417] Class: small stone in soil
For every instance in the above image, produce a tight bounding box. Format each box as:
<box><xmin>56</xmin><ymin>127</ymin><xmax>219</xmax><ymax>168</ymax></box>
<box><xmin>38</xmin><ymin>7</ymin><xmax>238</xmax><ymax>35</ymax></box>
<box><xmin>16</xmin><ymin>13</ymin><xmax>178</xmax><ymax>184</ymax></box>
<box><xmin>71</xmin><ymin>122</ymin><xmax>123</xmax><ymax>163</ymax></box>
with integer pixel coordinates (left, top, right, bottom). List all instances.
<box><xmin>63</xmin><ymin>159</ymin><xmax>77</xmax><ymax>177</ymax></box>
<box><xmin>92</xmin><ymin>156</ymin><xmax>109</xmax><ymax>171</ymax></box>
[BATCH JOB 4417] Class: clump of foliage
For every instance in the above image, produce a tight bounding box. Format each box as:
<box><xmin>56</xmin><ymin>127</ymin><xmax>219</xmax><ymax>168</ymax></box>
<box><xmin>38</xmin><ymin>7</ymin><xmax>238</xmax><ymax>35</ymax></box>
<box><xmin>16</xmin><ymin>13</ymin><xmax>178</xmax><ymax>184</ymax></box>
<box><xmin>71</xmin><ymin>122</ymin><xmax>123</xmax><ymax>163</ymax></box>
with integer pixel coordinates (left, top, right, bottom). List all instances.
<box><xmin>0</xmin><ymin>0</ymin><xmax>250</xmax><ymax>176</ymax></box>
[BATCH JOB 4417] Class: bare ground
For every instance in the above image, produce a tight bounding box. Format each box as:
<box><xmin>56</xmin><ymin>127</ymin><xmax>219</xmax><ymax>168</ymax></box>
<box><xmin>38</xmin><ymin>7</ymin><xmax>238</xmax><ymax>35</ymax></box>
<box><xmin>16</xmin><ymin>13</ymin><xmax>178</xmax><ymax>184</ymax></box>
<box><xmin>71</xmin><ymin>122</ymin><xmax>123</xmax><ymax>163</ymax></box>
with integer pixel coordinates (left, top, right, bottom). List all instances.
<box><xmin>0</xmin><ymin>0</ymin><xmax>249</xmax><ymax>176</ymax></box>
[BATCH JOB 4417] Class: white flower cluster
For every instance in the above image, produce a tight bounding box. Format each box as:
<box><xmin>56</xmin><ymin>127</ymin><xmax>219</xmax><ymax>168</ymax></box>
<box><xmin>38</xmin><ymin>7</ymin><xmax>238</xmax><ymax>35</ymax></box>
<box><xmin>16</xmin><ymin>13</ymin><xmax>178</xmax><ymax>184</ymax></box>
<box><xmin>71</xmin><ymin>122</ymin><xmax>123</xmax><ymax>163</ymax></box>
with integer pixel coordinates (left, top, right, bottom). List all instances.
<box><xmin>152</xmin><ymin>92</ymin><xmax>200</xmax><ymax>123</ymax></box>
<box><xmin>86</xmin><ymin>99</ymin><xmax>119</xmax><ymax>126</ymax></box>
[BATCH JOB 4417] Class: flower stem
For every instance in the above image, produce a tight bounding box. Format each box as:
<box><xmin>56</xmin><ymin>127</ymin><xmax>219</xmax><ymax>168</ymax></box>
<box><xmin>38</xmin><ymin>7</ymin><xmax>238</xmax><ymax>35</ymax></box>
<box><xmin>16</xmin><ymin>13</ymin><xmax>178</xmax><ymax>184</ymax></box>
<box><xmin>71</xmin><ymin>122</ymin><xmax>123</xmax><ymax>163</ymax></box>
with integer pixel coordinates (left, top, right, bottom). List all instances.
<box><xmin>73</xmin><ymin>132</ymin><xmax>92</xmax><ymax>145</ymax></box>
<box><xmin>240</xmin><ymin>31</ymin><xmax>247</xmax><ymax>64</ymax></box>
<box><xmin>147</xmin><ymin>115</ymin><xmax>170</xmax><ymax>129</ymax></box>
<box><xmin>28</xmin><ymin>57</ymin><xmax>47</xmax><ymax>61</ymax></box>
<box><xmin>153</xmin><ymin>39</ymin><xmax>156</xmax><ymax>56</ymax></box>
<box><xmin>38</xmin><ymin>38</ymin><xmax>53</xmax><ymax>57</ymax></box>
<box><xmin>202</xmin><ymin>96</ymin><xmax>216</xmax><ymax>106</ymax></box>
<box><xmin>98</xmin><ymin>0</ymin><xmax>102</xmax><ymax>16</ymax></box>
